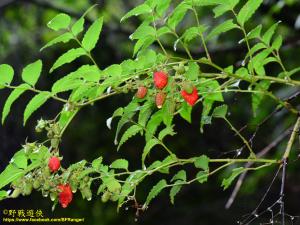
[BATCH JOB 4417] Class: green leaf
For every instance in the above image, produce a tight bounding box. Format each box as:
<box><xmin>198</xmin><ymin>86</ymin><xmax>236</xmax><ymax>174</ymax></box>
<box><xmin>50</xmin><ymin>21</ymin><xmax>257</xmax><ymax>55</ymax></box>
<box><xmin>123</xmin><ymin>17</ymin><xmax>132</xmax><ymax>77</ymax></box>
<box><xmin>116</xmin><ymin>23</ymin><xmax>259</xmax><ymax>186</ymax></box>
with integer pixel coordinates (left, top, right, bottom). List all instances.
<box><xmin>156</xmin><ymin>0</ymin><xmax>172</xmax><ymax>16</ymax></box>
<box><xmin>23</xmin><ymin>92</ymin><xmax>51</xmax><ymax>125</ymax></box>
<box><xmin>0</xmin><ymin>64</ymin><xmax>14</xmax><ymax>88</ymax></box>
<box><xmin>51</xmin><ymin>77</ymin><xmax>83</xmax><ymax>94</ymax></box>
<box><xmin>145</xmin><ymin>110</ymin><xmax>163</xmax><ymax>142</ymax></box>
<box><xmin>206</xmin><ymin>19</ymin><xmax>238</xmax><ymax>41</ymax></box>
<box><xmin>50</xmin><ymin>48</ymin><xmax>86</xmax><ymax>73</ymax></box>
<box><xmin>2</xmin><ymin>84</ymin><xmax>30</xmax><ymax>124</ymax></box>
<box><xmin>12</xmin><ymin>150</ymin><xmax>27</xmax><ymax>169</ymax></box>
<box><xmin>237</xmin><ymin>0</ymin><xmax>263</xmax><ymax>26</ymax></box>
<box><xmin>117</xmin><ymin>125</ymin><xmax>142</xmax><ymax>151</ymax></box>
<box><xmin>47</xmin><ymin>13</ymin><xmax>71</xmax><ymax>31</ymax></box>
<box><xmin>181</xmin><ymin>26</ymin><xmax>207</xmax><ymax>43</ymax></box>
<box><xmin>107</xmin><ymin>179</ymin><xmax>121</xmax><ymax>193</ymax></box>
<box><xmin>142</xmin><ymin>139</ymin><xmax>160</xmax><ymax>165</ymax></box>
<box><xmin>212</xmin><ymin>105</ymin><xmax>228</xmax><ymax>118</ymax></box>
<box><xmin>247</xmin><ymin>25</ymin><xmax>262</xmax><ymax>40</ymax></box>
<box><xmin>82</xmin><ymin>17</ymin><xmax>104</xmax><ymax>52</ymax></box>
<box><xmin>186</xmin><ymin>62</ymin><xmax>200</xmax><ymax>81</ymax></box>
<box><xmin>198</xmin><ymin>79</ymin><xmax>223</xmax><ymax>102</ymax></box>
<box><xmin>110</xmin><ymin>159</ymin><xmax>129</xmax><ymax>170</ymax></box>
<box><xmin>138</xmin><ymin>102</ymin><xmax>154</xmax><ymax>127</ymax></box>
<box><xmin>262</xmin><ymin>22</ymin><xmax>280</xmax><ymax>46</ymax></box>
<box><xmin>272</xmin><ymin>35</ymin><xmax>283</xmax><ymax>51</ymax></box>
<box><xmin>200</xmin><ymin>98</ymin><xmax>214</xmax><ymax>132</ymax></box>
<box><xmin>21</xmin><ymin>60</ymin><xmax>42</xmax><ymax>86</ymax></box>
<box><xmin>121</xmin><ymin>4</ymin><xmax>152</xmax><ymax>22</ymax></box>
<box><xmin>167</xmin><ymin>2</ymin><xmax>190</xmax><ymax>29</ymax></box>
<box><xmin>0</xmin><ymin>190</ymin><xmax>8</xmax><ymax>200</ymax></box>
<box><xmin>179</xmin><ymin>102</ymin><xmax>192</xmax><ymax>123</ymax></box>
<box><xmin>196</xmin><ymin>171</ymin><xmax>209</xmax><ymax>183</ymax></box>
<box><xmin>0</xmin><ymin>164</ymin><xmax>24</xmax><ymax>189</ymax></box>
<box><xmin>252</xmin><ymin>80</ymin><xmax>271</xmax><ymax>116</ymax></box>
<box><xmin>92</xmin><ymin>157</ymin><xmax>103</xmax><ymax>170</ymax></box>
<box><xmin>107</xmin><ymin>107</ymin><xmax>124</xmax><ymax>130</ymax></box>
<box><xmin>194</xmin><ymin>155</ymin><xmax>209</xmax><ymax>170</ymax></box>
<box><xmin>170</xmin><ymin>181</ymin><xmax>182</xmax><ymax>204</ymax></box>
<box><xmin>40</xmin><ymin>33</ymin><xmax>73</xmax><ymax>51</ymax></box>
<box><xmin>145</xmin><ymin>179</ymin><xmax>167</xmax><ymax>205</ymax></box>
<box><xmin>72</xmin><ymin>17</ymin><xmax>85</xmax><ymax>36</ymax></box>
<box><xmin>171</xmin><ymin>170</ymin><xmax>187</xmax><ymax>182</ymax></box>
<box><xmin>221</xmin><ymin>167</ymin><xmax>245</xmax><ymax>190</ymax></box>
<box><xmin>158</xmin><ymin>125</ymin><xmax>176</xmax><ymax>141</ymax></box>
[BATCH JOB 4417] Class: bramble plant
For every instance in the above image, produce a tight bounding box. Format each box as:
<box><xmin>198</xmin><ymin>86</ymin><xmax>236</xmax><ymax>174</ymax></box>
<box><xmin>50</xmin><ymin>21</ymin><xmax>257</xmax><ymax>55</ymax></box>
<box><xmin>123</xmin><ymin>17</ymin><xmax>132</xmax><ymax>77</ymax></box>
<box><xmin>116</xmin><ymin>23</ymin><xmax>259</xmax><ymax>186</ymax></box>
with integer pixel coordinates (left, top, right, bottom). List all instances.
<box><xmin>0</xmin><ymin>0</ymin><xmax>299</xmax><ymax>224</ymax></box>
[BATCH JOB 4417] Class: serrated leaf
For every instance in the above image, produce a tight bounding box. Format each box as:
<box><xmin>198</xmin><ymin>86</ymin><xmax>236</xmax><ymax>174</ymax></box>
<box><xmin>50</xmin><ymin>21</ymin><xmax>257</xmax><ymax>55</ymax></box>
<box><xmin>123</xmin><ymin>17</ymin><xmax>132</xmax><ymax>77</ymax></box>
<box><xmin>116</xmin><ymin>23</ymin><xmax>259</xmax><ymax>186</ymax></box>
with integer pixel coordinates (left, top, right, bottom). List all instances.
<box><xmin>117</xmin><ymin>125</ymin><xmax>142</xmax><ymax>151</ymax></box>
<box><xmin>110</xmin><ymin>159</ymin><xmax>129</xmax><ymax>170</ymax></box>
<box><xmin>170</xmin><ymin>181</ymin><xmax>182</xmax><ymax>204</ymax></box>
<box><xmin>2</xmin><ymin>83</ymin><xmax>30</xmax><ymax>124</ymax></box>
<box><xmin>0</xmin><ymin>64</ymin><xmax>14</xmax><ymax>88</ymax></box>
<box><xmin>92</xmin><ymin>157</ymin><xmax>103</xmax><ymax>170</ymax></box>
<box><xmin>82</xmin><ymin>17</ymin><xmax>103</xmax><ymax>52</ymax></box>
<box><xmin>167</xmin><ymin>2</ymin><xmax>190</xmax><ymax>29</ymax></box>
<box><xmin>171</xmin><ymin>170</ymin><xmax>187</xmax><ymax>182</ymax></box>
<box><xmin>12</xmin><ymin>150</ymin><xmax>27</xmax><ymax>169</ymax></box>
<box><xmin>221</xmin><ymin>167</ymin><xmax>245</xmax><ymax>190</ymax></box>
<box><xmin>145</xmin><ymin>110</ymin><xmax>163</xmax><ymax>142</ymax></box>
<box><xmin>72</xmin><ymin>17</ymin><xmax>85</xmax><ymax>36</ymax></box>
<box><xmin>0</xmin><ymin>164</ymin><xmax>24</xmax><ymax>190</ymax></box>
<box><xmin>212</xmin><ymin>105</ymin><xmax>228</xmax><ymax>118</ymax></box>
<box><xmin>179</xmin><ymin>101</ymin><xmax>192</xmax><ymax>123</ymax></box>
<box><xmin>51</xmin><ymin>77</ymin><xmax>83</xmax><ymax>94</ymax></box>
<box><xmin>262</xmin><ymin>22</ymin><xmax>280</xmax><ymax>46</ymax></box>
<box><xmin>158</xmin><ymin>125</ymin><xmax>176</xmax><ymax>141</ymax></box>
<box><xmin>237</xmin><ymin>0</ymin><xmax>263</xmax><ymax>26</ymax></box>
<box><xmin>138</xmin><ymin>102</ymin><xmax>154</xmax><ymax>127</ymax></box>
<box><xmin>247</xmin><ymin>25</ymin><xmax>262</xmax><ymax>40</ymax></box>
<box><xmin>47</xmin><ymin>13</ymin><xmax>71</xmax><ymax>31</ymax></box>
<box><xmin>115</xmin><ymin>102</ymin><xmax>139</xmax><ymax>144</ymax></box>
<box><xmin>21</xmin><ymin>60</ymin><xmax>42</xmax><ymax>86</ymax></box>
<box><xmin>142</xmin><ymin>138</ymin><xmax>159</xmax><ymax>165</ymax></box>
<box><xmin>156</xmin><ymin>0</ymin><xmax>172</xmax><ymax>16</ymax></box>
<box><xmin>206</xmin><ymin>19</ymin><xmax>238</xmax><ymax>41</ymax></box>
<box><xmin>107</xmin><ymin>107</ymin><xmax>124</xmax><ymax>130</ymax></box>
<box><xmin>23</xmin><ymin>92</ymin><xmax>51</xmax><ymax>125</ymax></box>
<box><xmin>196</xmin><ymin>171</ymin><xmax>208</xmax><ymax>183</ymax></box>
<box><xmin>50</xmin><ymin>48</ymin><xmax>86</xmax><ymax>73</ymax></box>
<box><xmin>194</xmin><ymin>155</ymin><xmax>209</xmax><ymax>170</ymax></box>
<box><xmin>40</xmin><ymin>33</ymin><xmax>73</xmax><ymax>51</ymax></box>
<box><xmin>181</xmin><ymin>26</ymin><xmax>207</xmax><ymax>43</ymax></box>
<box><xmin>271</xmin><ymin>35</ymin><xmax>282</xmax><ymax>51</ymax></box>
<box><xmin>186</xmin><ymin>61</ymin><xmax>200</xmax><ymax>81</ymax></box>
<box><xmin>121</xmin><ymin>4</ymin><xmax>152</xmax><ymax>22</ymax></box>
<box><xmin>145</xmin><ymin>179</ymin><xmax>167</xmax><ymax>205</ymax></box>
<box><xmin>252</xmin><ymin>80</ymin><xmax>271</xmax><ymax>116</ymax></box>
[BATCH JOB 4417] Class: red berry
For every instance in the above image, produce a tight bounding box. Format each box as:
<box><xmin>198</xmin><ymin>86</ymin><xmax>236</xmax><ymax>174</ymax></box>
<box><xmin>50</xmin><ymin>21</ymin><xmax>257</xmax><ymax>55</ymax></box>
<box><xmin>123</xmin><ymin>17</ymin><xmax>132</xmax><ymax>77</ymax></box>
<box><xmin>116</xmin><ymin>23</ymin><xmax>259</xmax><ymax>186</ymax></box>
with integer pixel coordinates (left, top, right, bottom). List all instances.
<box><xmin>181</xmin><ymin>87</ymin><xmax>198</xmax><ymax>106</ymax></box>
<box><xmin>58</xmin><ymin>184</ymin><xmax>73</xmax><ymax>208</ymax></box>
<box><xmin>48</xmin><ymin>156</ymin><xmax>60</xmax><ymax>173</ymax></box>
<box><xmin>136</xmin><ymin>86</ymin><xmax>148</xmax><ymax>99</ymax></box>
<box><xmin>155</xmin><ymin>91</ymin><xmax>166</xmax><ymax>109</ymax></box>
<box><xmin>153</xmin><ymin>71</ymin><xmax>168</xmax><ymax>89</ymax></box>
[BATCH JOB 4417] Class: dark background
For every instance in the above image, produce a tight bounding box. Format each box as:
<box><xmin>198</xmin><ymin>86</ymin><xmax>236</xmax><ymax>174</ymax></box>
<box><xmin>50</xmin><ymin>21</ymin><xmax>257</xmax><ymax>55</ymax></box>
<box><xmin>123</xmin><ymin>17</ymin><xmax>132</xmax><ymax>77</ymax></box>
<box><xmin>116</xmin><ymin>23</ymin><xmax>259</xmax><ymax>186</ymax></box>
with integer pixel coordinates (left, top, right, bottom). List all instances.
<box><xmin>0</xmin><ymin>0</ymin><xmax>300</xmax><ymax>224</ymax></box>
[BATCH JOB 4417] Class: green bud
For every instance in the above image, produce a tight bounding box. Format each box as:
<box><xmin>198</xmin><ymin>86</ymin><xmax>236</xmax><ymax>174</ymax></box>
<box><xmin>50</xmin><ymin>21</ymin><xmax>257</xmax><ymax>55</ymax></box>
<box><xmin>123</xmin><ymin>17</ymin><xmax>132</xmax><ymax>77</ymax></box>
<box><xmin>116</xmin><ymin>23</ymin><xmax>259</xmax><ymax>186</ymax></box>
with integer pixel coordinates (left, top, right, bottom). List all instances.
<box><xmin>52</xmin><ymin>123</ymin><xmax>61</xmax><ymax>135</ymax></box>
<box><xmin>50</xmin><ymin>192</ymin><xmax>57</xmax><ymax>201</ymax></box>
<box><xmin>47</xmin><ymin>130</ymin><xmax>54</xmax><ymax>139</ymax></box>
<box><xmin>50</xmin><ymin>138</ymin><xmax>60</xmax><ymax>149</ymax></box>
<box><xmin>101</xmin><ymin>191</ymin><xmax>111</xmax><ymax>203</ymax></box>
<box><xmin>11</xmin><ymin>189</ymin><xmax>21</xmax><ymax>198</ymax></box>
<box><xmin>182</xmin><ymin>82</ymin><xmax>194</xmax><ymax>94</ymax></box>
<box><xmin>70</xmin><ymin>180</ymin><xmax>78</xmax><ymax>193</ymax></box>
<box><xmin>33</xmin><ymin>180</ymin><xmax>41</xmax><ymax>189</ymax></box>
<box><xmin>23</xmin><ymin>183</ymin><xmax>33</xmax><ymax>196</ymax></box>
<box><xmin>43</xmin><ymin>180</ymin><xmax>50</xmax><ymax>190</ymax></box>
<box><xmin>82</xmin><ymin>186</ymin><xmax>92</xmax><ymax>201</ymax></box>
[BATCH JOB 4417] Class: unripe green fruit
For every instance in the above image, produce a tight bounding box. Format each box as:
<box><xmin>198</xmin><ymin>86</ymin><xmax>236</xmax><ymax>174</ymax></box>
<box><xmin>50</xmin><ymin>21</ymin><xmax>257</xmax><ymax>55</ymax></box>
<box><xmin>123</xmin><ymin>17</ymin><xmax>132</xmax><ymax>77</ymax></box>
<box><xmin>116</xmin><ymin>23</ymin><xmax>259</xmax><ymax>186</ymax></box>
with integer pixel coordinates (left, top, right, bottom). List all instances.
<box><xmin>182</xmin><ymin>82</ymin><xmax>194</xmax><ymax>94</ymax></box>
<box><xmin>50</xmin><ymin>138</ymin><xmax>60</xmax><ymax>149</ymax></box>
<box><xmin>101</xmin><ymin>191</ymin><xmax>111</xmax><ymax>203</ymax></box>
<box><xmin>43</xmin><ymin>180</ymin><xmax>51</xmax><ymax>190</ymax></box>
<box><xmin>70</xmin><ymin>180</ymin><xmax>78</xmax><ymax>193</ymax></box>
<box><xmin>82</xmin><ymin>186</ymin><xmax>92</xmax><ymax>201</ymax></box>
<box><xmin>23</xmin><ymin>183</ymin><xmax>33</xmax><ymax>196</ymax></box>
<box><xmin>50</xmin><ymin>192</ymin><xmax>57</xmax><ymax>201</ymax></box>
<box><xmin>11</xmin><ymin>188</ymin><xmax>21</xmax><ymax>198</ymax></box>
<box><xmin>33</xmin><ymin>180</ymin><xmax>41</xmax><ymax>189</ymax></box>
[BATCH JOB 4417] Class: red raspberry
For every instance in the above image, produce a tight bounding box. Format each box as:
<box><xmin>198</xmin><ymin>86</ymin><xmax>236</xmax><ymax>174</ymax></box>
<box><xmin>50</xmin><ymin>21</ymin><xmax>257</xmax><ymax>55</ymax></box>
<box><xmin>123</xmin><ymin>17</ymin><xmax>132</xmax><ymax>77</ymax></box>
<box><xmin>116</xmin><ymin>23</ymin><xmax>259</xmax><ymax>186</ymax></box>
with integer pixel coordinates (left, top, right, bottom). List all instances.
<box><xmin>48</xmin><ymin>156</ymin><xmax>60</xmax><ymax>173</ymax></box>
<box><xmin>181</xmin><ymin>87</ymin><xmax>199</xmax><ymax>106</ymax></box>
<box><xmin>136</xmin><ymin>86</ymin><xmax>148</xmax><ymax>99</ymax></box>
<box><xmin>153</xmin><ymin>71</ymin><xmax>168</xmax><ymax>89</ymax></box>
<box><xmin>58</xmin><ymin>184</ymin><xmax>73</xmax><ymax>208</ymax></box>
<box><xmin>155</xmin><ymin>91</ymin><xmax>166</xmax><ymax>109</ymax></box>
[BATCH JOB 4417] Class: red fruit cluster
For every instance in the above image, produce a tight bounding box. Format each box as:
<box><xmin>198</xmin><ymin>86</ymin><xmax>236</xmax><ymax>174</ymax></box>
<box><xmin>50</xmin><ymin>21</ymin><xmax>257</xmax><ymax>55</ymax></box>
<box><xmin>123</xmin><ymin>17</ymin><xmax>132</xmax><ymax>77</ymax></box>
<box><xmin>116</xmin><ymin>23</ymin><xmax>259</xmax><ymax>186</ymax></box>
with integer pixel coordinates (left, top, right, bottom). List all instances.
<box><xmin>155</xmin><ymin>91</ymin><xmax>166</xmax><ymax>109</ymax></box>
<box><xmin>136</xmin><ymin>86</ymin><xmax>148</xmax><ymax>99</ymax></box>
<box><xmin>181</xmin><ymin>87</ymin><xmax>199</xmax><ymax>106</ymax></box>
<box><xmin>58</xmin><ymin>184</ymin><xmax>73</xmax><ymax>208</ymax></box>
<box><xmin>153</xmin><ymin>71</ymin><xmax>168</xmax><ymax>89</ymax></box>
<box><xmin>48</xmin><ymin>156</ymin><xmax>60</xmax><ymax>173</ymax></box>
